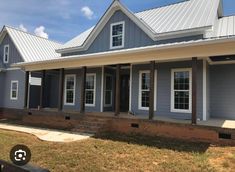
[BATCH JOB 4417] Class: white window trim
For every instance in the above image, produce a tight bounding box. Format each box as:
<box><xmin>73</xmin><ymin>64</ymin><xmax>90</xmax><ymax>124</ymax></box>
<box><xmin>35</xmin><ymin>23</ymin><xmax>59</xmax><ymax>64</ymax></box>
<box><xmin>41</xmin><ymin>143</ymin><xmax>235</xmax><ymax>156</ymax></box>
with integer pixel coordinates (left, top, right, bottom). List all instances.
<box><xmin>138</xmin><ymin>70</ymin><xmax>157</xmax><ymax>111</ymax></box>
<box><xmin>85</xmin><ymin>73</ymin><xmax>96</xmax><ymax>107</ymax></box>
<box><xmin>3</xmin><ymin>44</ymin><xmax>9</xmax><ymax>63</ymax></box>
<box><xmin>104</xmin><ymin>74</ymin><xmax>113</xmax><ymax>107</ymax></box>
<box><xmin>171</xmin><ymin>68</ymin><xmax>192</xmax><ymax>113</ymax></box>
<box><xmin>64</xmin><ymin>74</ymin><xmax>76</xmax><ymax>106</ymax></box>
<box><xmin>10</xmin><ymin>80</ymin><xmax>18</xmax><ymax>100</ymax></box>
<box><xmin>110</xmin><ymin>21</ymin><xmax>125</xmax><ymax>49</ymax></box>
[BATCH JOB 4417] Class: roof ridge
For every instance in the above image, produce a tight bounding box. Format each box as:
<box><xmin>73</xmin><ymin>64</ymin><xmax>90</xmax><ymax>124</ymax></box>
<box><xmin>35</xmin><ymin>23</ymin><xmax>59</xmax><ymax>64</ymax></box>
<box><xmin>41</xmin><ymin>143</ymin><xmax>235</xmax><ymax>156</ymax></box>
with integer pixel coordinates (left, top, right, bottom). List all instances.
<box><xmin>4</xmin><ymin>25</ymin><xmax>62</xmax><ymax>45</ymax></box>
<box><xmin>135</xmin><ymin>0</ymin><xmax>190</xmax><ymax>14</ymax></box>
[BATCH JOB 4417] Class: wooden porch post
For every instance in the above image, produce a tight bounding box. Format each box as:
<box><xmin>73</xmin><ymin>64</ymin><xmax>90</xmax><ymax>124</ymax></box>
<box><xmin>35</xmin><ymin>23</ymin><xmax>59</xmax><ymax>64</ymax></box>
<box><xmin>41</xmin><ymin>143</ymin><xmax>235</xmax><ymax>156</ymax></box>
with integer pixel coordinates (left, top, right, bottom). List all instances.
<box><xmin>24</xmin><ymin>71</ymin><xmax>29</xmax><ymax>109</ymax></box>
<box><xmin>58</xmin><ymin>68</ymin><xmax>64</xmax><ymax>111</ymax></box>
<box><xmin>192</xmin><ymin>57</ymin><xmax>198</xmax><ymax>124</ymax></box>
<box><xmin>39</xmin><ymin>70</ymin><xmax>46</xmax><ymax>109</ymax></box>
<box><xmin>149</xmin><ymin>61</ymin><xmax>155</xmax><ymax>120</ymax></box>
<box><xmin>80</xmin><ymin>66</ymin><xmax>87</xmax><ymax>114</ymax></box>
<box><xmin>115</xmin><ymin>64</ymin><xmax>121</xmax><ymax>116</ymax></box>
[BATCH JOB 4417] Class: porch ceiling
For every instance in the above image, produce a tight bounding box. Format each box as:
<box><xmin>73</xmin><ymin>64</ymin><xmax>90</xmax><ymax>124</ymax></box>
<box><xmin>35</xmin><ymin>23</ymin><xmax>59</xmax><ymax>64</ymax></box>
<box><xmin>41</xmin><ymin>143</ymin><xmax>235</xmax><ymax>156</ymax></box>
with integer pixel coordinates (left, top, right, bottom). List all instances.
<box><xmin>14</xmin><ymin>37</ymin><xmax>235</xmax><ymax>71</ymax></box>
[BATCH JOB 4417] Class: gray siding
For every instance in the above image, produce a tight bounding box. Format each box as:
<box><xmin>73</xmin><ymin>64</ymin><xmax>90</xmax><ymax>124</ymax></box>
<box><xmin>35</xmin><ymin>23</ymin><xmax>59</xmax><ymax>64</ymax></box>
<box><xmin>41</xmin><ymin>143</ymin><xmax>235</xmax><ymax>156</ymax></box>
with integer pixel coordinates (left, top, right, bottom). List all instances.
<box><xmin>131</xmin><ymin>61</ymin><xmax>203</xmax><ymax>120</ymax></box>
<box><xmin>0</xmin><ymin>69</ymin><xmax>25</xmax><ymax>109</ymax></box>
<box><xmin>0</xmin><ymin>34</ymin><xmax>24</xmax><ymax>68</ymax></box>
<box><xmin>63</xmin><ymin>67</ymin><xmax>102</xmax><ymax>112</ymax></box>
<box><xmin>62</xmin><ymin>10</ymin><xmax>203</xmax><ymax>57</ymax></box>
<box><xmin>210</xmin><ymin>64</ymin><xmax>235</xmax><ymax>119</ymax></box>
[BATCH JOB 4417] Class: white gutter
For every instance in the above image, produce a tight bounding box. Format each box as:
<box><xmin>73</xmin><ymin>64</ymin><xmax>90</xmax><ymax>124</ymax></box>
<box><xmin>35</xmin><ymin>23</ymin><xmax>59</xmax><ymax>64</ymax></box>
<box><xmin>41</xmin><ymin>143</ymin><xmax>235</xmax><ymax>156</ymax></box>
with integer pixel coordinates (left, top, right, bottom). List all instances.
<box><xmin>13</xmin><ymin>36</ymin><xmax>235</xmax><ymax>68</ymax></box>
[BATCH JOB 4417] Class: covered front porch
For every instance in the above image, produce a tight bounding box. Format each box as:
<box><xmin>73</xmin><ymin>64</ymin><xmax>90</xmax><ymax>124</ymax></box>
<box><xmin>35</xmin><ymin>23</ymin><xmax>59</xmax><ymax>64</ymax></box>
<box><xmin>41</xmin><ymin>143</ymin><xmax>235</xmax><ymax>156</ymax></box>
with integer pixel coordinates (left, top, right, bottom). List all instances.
<box><xmin>16</xmin><ymin>37</ymin><xmax>235</xmax><ymax>127</ymax></box>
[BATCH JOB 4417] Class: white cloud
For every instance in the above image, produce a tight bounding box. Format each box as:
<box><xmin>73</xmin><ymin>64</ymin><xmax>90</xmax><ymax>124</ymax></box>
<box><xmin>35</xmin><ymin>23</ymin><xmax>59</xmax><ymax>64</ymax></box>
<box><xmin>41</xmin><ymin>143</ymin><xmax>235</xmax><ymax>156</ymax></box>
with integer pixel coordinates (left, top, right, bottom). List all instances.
<box><xmin>19</xmin><ymin>24</ymin><xmax>27</xmax><ymax>32</ymax></box>
<box><xmin>34</xmin><ymin>26</ymin><xmax>49</xmax><ymax>39</ymax></box>
<box><xmin>81</xmin><ymin>6</ymin><xmax>94</xmax><ymax>20</ymax></box>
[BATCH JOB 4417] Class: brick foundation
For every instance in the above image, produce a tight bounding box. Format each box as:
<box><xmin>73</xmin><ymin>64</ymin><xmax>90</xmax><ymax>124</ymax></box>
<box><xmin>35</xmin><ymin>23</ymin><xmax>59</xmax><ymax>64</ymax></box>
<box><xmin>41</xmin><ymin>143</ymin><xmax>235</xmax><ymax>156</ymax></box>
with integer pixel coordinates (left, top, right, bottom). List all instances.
<box><xmin>1</xmin><ymin>108</ymin><xmax>235</xmax><ymax>145</ymax></box>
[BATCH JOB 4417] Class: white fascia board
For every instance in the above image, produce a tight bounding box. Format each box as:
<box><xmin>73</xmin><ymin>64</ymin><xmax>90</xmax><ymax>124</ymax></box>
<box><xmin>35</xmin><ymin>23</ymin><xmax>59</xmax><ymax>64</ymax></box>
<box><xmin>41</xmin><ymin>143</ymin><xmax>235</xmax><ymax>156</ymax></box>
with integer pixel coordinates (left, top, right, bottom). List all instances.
<box><xmin>13</xmin><ymin>36</ymin><xmax>235</xmax><ymax>68</ymax></box>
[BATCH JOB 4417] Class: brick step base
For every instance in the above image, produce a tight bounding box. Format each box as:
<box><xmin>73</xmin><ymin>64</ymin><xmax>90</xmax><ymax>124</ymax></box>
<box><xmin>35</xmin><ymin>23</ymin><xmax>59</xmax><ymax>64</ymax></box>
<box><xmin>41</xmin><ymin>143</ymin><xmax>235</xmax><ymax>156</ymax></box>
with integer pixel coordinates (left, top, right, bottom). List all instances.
<box><xmin>72</xmin><ymin>116</ymin><xmax>111</xmax><ymax>134</ymax></box>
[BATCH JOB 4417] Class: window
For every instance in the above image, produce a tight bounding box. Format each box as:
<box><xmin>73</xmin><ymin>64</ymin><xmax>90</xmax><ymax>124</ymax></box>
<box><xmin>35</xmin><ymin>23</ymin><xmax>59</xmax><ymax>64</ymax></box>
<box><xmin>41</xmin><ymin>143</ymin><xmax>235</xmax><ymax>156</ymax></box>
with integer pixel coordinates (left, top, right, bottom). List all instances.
<box><xmin>64</xmin><ymin>75</ymin><xmax>76</xmax><ymax>105</ymax></box>
<box><xmin>138</xmin><ymin>71</ymin><xmax>157</xmax><ymax>110</ymax></box>
<box><xmin>85</xmin><ymin>74</ymin><xmax>96</xmax><ymax>106</ymax></box>
<box><xmin>10</xmin><ymin>81</ymin><xmax>18</xmax><ymax>100</ymax></box>
<box><xmin>171</xmin><ymin>68</ymin><xmax>192</xmax><ymax>113</ymax></box>
<box><xmin>3</xmin><ymin>45</ymin><xmax>9</xmax><ymax>63</ymax></box>
<box><xmin>110</xmin><ymin>21</ymin><xmax>125</xmax><ymax>49</ymax></box>
<box><xmin>104</xmin><ymin>74</ymin><xmax>113</xmax><ymax>107</ymax></box>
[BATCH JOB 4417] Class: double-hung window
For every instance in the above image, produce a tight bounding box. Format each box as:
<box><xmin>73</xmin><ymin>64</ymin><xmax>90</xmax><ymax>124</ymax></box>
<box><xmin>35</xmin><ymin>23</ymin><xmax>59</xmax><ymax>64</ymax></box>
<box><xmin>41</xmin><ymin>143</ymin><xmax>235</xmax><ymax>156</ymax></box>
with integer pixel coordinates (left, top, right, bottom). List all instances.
<box><xmin>3</xmin><ymin>45</ymin><xmax>9</xmax><ymax>63</ymax></box>
<box><xmin>138</xmin><ymin>70</ymin><xmax>157</xmax><ymax>110</ymax></box>
<box><xmin>139</xmin><ymin>71</ymin><xmax>150</xmax><ymax>110</ymax></box>
<box><xmin>104</xmin><ymin>74</ymin><xmax>113</xmax><ymax>107</ymax></box>
<box><xmin>171</xmin><ymin>68</ymin><xmax>192</xmax><ymax>113</ymax></box>
<box><xmin>10</xmin><ymin>81</ymin><xmax>18</xmax><ymax>100</ymax></box>
<box><xmin>64</xmin><ymin>75</ymin><xmax>76</xmax><ymax>105</ymax></box>
<box><xmin>110</xmin><ymin>21</ymin><xmax>125</xmax><ymax>49</ymax></box>
<box><xmin>85</xmin><ymin>74</ymin><xmax>96</xmax><ymax>106</ymax></box>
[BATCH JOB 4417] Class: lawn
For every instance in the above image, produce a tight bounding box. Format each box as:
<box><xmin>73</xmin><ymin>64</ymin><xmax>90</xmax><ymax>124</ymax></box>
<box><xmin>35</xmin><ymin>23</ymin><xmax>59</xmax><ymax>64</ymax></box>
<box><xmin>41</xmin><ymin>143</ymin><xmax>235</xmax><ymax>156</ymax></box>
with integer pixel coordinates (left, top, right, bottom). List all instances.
<box><xmin>0</xmin><ymin>129</ymin><xmax>235</xmax><ymax>172</ymax></box>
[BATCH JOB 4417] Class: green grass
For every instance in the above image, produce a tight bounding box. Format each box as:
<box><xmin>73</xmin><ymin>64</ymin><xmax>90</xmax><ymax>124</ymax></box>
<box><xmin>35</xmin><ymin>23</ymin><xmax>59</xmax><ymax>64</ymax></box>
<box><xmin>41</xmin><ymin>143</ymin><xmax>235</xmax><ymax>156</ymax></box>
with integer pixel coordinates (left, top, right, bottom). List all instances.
<box><xmin>0</xmin><ymin>129</ymin><xmax>235</xmax><ymax>172</ymax></box>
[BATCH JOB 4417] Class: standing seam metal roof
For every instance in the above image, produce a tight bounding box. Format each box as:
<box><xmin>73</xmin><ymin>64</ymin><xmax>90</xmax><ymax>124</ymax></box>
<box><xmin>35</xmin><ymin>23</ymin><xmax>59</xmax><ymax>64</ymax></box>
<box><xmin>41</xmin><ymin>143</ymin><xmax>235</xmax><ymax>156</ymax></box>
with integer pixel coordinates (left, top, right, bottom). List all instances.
<box><xmin>59</xmin><ymin>0</ymin><xmax>221</xmax><ymax>51</ymax></box>
<box><xmin>4</xmin><ymin>26</ymin><xmax>62</xmax><ymax>62</ymax></box>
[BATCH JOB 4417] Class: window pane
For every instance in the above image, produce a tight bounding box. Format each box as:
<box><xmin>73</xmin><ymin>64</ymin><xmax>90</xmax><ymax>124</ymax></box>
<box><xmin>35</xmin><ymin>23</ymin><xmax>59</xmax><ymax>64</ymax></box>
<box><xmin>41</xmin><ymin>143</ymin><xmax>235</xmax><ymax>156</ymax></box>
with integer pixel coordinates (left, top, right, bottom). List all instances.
<box><xmin>174</xmin><ymin>91</ymin><xmax>189</xmax><ymax>110</ymax></box>
<box><xmin>12</xmin><ymin>82</ymin><xmax>17</xmax><ymax>90</ymax></box>
<box><xmin>112</xmin><ymin>24</ymin><xmax>123</xmax><ymax>36</ymax></box>
<box><xmin>105</xmin><ymin>90</ymin><xmax>112</xmax><ymax>105</ymax></box>
<box><xmin>141</xmin><ymin>73</ymin><xmax>150</xmax><ymax>90</ymax></box>
<box><xmin>174</xmin><ymin>71</ymin><xmax>190</xmax><ymax>90</ymax></box>
<box><xmin>112</xmin><ymin>36</ymin><xmax>122</xmax><ymax>47</ymax></box>
<box><xmin>86</xmin><ymin>75</ymin><xmax>95</xmax><ymax>89</ymax></box>
<box><xmin>141</xmin><ymin>91</ymin><xmax>149</xmax><ymax>108</ymax></box>
<box><xmin>66</xmin><ymin>77</ymin><xmax>74</xmax><ymax>89</ymax></box>
<box><xmin>12</xmin><ymin>91</ymin><xmax>17</xmax><ymax>98</ymax></box>
<box><xmin>66</xmin><ymin>90</ymin><xmax>74</xmax><ymax>103</ymax></box>
<box><xmin>86</xmin><ymin>90</ymin><xmax>94</xmax><ymax>104</ymax></box>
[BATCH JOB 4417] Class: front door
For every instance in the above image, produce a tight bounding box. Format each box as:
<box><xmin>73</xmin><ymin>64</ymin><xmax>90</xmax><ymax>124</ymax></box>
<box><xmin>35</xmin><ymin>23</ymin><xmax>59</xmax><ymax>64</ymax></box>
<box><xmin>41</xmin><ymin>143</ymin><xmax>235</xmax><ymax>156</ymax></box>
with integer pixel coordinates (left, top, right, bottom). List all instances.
<box><xmin>120</xmin><ymin>74</ymin><xmax>130</xmax><ymax>112</ymax></box>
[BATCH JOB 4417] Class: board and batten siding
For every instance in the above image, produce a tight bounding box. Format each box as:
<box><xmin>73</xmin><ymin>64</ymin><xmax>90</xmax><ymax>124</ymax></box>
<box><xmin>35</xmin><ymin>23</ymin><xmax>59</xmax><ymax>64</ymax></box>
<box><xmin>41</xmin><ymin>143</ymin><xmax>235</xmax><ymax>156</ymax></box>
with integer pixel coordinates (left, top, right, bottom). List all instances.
<box><xmin>0</xmin><ymin>34</ymin><xmax>24</xmax><ymax>68</ymax></box>
<box><xmin>0</xmin><ymin>33</ymin><xmax>25</xmax><ymax>109</ymax></box>
<box><xmin>131</xmin><ymin>61</ymin><xmax>203</xmax><ymax>120</ymax></box>
<box><xmin>0</xmin><ymin>69</ymin><xmax>25</xmax><ymax>109</ymax></box>
<box><xmin>63</xmin><ymin>67</ymin><xmax>102</xmax><ymax>112</ymax></box>
<box><xmin>62</xmin><ymin>10</ymin><xmax>203</xmax><ymax>57</ymax></box>
<box><xmin>210</xmin><ymin>64</ymin><xmax>235</xmax><ymax>120</ymax></box>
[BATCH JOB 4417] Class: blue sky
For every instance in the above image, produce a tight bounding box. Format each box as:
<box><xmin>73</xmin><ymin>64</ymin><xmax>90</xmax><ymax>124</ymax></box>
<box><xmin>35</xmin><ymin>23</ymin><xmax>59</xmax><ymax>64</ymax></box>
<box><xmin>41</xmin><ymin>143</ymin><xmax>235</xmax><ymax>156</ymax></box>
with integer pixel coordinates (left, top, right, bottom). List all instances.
<box><xmin>0</xmin><ymin>0</ymin><xmax>234</xmax><ymax>43</ymax></box>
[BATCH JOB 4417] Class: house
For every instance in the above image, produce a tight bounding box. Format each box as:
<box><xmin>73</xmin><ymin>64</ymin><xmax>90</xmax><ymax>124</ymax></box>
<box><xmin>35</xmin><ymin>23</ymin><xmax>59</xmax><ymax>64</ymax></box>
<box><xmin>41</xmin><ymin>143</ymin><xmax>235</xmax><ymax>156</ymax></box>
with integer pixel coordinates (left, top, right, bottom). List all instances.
<box><xmin>0</xmin><ymin>26</ymin><xmax>61</xmax><ymax>110</ymax></box>
<box><xmin>2</xmin><ymin>0</ymin><xmax>235</xmax><ymax>127</ymax></box>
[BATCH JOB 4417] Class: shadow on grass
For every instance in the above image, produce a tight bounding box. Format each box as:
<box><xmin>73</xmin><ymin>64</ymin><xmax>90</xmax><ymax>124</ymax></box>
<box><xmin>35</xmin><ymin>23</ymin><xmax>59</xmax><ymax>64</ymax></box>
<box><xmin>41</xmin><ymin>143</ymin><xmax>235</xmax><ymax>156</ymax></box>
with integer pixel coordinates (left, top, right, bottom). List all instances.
<box><xmin>94</xmin><ymin>131</ymin><xmax>211</xmax><ymax>153</ymax></box>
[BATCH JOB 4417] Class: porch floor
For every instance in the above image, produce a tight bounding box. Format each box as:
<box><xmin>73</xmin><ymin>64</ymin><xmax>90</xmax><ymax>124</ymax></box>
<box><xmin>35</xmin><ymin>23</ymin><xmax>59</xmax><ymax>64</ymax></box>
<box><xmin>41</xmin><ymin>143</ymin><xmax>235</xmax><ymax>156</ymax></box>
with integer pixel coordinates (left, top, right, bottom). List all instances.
<box><xmin>198</xmin><ymin>119</ymin><xmax>235</xmax><ymax>129</ymax></box>
<box><xmin>27</xmin><ymin>109</ymin><xmax>235</xmax><ymax>130</ymax></box>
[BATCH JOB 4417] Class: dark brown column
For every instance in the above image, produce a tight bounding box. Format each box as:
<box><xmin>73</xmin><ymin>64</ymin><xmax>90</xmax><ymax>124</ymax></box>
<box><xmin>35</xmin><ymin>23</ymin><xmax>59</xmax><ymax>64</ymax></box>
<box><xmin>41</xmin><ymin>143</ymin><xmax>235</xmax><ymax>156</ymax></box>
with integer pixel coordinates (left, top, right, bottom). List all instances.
<box><xmin>115</xmin><ymin>64</ymin><xmax>121</xmax><ymax>116</ymax></box>
<box><xmin>149</xmin><ymin>61</ymin><xmax>155</xmax><ymax>120</ymax></box>
<box><xmin>24</xmin><ymin>71</ymin><xmax>29</xmax><ymax>109</ymax></box>
<box><xmin>192</xmin><ymin>57</ymin><xmax>197</xmax><ymax>124</ymax></box>
<box><xmin>58</xmin><ymin>68</ymin><xmax>64</xmax><ymax>111</ymax></box>
<box><xmin>80</xmin><ymin>67</ymin><xmax>87</xmax><ymax>114</ymax></box>
<box><xmin>39</xmin><ymin>70</ymin><xmax>46</xmax><ymax>109</ymax></box>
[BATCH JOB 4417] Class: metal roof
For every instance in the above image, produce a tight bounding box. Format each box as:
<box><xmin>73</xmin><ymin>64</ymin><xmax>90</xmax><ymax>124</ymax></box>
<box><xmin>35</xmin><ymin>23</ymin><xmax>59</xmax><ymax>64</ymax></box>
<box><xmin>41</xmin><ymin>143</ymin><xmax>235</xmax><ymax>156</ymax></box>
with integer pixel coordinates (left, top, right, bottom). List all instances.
<box><xmin>59</xmin><ymin>26</ymin><xmax>95</xmax><ymax>51</ymax></box>
<box><xmin>59</xmin><ymin>0</ymin><xmax>221</xmax><ymax>52</ymax></box>
<box><xmin>135</xmin><ymin>0</ymin><xmax>220</xmax><ymax>34</ymax></box>
<box><xmin>2</xmin><ymin>26</ymin><xmax>62</xmax><ymax>62</ymax></box>
<box><xmin>213</xmin><ymin>16</ymin><xmax>235</xmax><ymax>37</ymax></box>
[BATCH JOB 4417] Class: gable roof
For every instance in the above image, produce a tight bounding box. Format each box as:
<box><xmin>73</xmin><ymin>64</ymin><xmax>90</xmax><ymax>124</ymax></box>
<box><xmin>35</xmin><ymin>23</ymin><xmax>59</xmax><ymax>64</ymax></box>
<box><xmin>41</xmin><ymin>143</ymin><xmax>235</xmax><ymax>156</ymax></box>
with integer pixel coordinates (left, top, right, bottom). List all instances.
<box><xmin>0</xmin><ymin>26</ymin><xmax>62</xmax><ymax>62</ymax></box>
<box><xmin>57</xmin><ymin>0</ymin><xmax>221</xmax><ymax>54</ymax></box>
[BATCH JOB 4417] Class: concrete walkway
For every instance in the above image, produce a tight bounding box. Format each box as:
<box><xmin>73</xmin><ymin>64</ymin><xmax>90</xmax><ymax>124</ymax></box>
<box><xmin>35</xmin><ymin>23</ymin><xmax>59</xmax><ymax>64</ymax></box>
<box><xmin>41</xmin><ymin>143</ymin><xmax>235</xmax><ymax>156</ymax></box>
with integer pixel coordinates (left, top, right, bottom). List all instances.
<box><xmin>0</xmin><ymin>123</ymin><xmax>93</xmax><ymax>143</ymax></box>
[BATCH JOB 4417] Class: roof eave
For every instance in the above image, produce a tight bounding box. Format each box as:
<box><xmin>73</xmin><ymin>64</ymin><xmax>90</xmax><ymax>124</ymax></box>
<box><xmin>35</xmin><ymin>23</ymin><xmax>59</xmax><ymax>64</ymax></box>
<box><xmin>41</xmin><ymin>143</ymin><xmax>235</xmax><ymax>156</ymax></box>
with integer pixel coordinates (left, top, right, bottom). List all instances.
<box><xmin>14</xmin><ymin>36</ymin><xmax>235</xmax><ymax>69</ymax></box>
